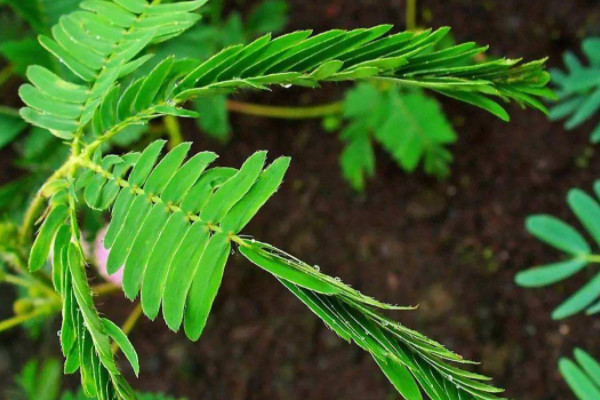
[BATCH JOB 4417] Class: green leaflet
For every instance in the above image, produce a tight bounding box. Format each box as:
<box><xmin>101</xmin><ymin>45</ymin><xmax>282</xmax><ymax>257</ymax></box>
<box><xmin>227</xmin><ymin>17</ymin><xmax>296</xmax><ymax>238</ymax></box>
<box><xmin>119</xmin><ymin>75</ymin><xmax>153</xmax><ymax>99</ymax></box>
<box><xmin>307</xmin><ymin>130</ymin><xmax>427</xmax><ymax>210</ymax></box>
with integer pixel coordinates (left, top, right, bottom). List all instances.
<box><xmin>526</xmin><ymin>215</ymin><xmax>590</xmax><ymax>256</ymax></box>
<box><xmin>106</xmin><ymin>195</ymin><xmax>152</xmax><ymax>274</ymax></box>
<box><xmin>128</xmin><ymin>140</ymin><xmax>166</xmax><ymax>187</ymax></box>
<box><xmin>200</xmin><ymin>151</ymin><xmax>266</xmax><ymax>223</ymax></box>
<box><xmin>161</xmin><ymin>151</ymin><xmax>217</xmax><ymax>203</ymax></box>
<box><xmin>221</xmin><ymin>156</ymin><xmax>290</xmax><ymax>233</ymax></box>
<box><xmin>162</xmin><ymin>221</ymin><xmax>210</xmax><ymax>331</ymax></box>
<box><xmin>552</xmin><ymin>272</ymin><xmax>600</xmax><ymax>320</ymax></box>
<box><xmin>101</xmin><ymin>318</ymin><xmax>140</xmax><ymax>376</ymax></box>
<box><xmin>568</xmin><ymin>189</ymin><xmax>600</xmax><ymax>247</ymax></box>
<box><xmin>121</xmin><ymin>204</ymin><xmax>170</xmax><ymax>300</ymax></box>
<box><xmin>29</xmin><ymin>204</ymin><xmax>68</xmax><ymax>271</ymax></box>
<box><xmin>141</xmin><ymin>212</ymin><xmax>189</xmax><ymax>320</ymax></box>
<box><xmin>560</xmin><ymin>350</ymin><xmax>600</xmax><ymax>400</ymax></box>
<box><xmin>515</xmin><ymin>258</ymin><xmax>588</xmax><ymax>287</ymax></box>
<box><xmin>184</xmin><ymin>233</ymin><xmax>231</xmax><ymax>341</ymax></box>
<box><xmin>240</xmin><ymin>243</ymin><xmax>340</xmax><ymax>295</ymax></box>
<box><xmin>143</xmin><ymin>142</ymin><xmax>192</xmax><ymax>195</ymax></box>
<box><xmin>375</xmin><ymin>357</ymin><xmax>423</xmax><ymax>400</ymax></box>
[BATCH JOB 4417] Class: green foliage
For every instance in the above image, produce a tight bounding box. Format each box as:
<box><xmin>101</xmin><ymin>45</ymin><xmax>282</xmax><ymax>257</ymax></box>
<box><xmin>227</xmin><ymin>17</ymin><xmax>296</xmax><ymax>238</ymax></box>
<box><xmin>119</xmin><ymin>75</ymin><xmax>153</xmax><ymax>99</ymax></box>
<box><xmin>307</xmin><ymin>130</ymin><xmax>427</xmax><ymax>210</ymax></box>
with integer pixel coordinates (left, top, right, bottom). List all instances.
<box><xmin>2</xmin><ymin>0</ymin><xmax>553</xmax><ymax>399</ymax></box>
<box><xmin>550</xmin><ymin>37</ymin><xmax>600</xmax><ymax>142</ymax></box>
<box><xmin>559</xmin><ymin>349</ymin><xmax>600</xmax><ymax>400</ymax></box>
<box><xmin>8</xmin><ymin>356</ymin><xmax>184</xmax><ymax>400</ymax></box>
<box><xmin>339</xmin><ymin>83</ymin><xmax>456</xmax><ymax>190</ymax></box>
<box><xmin>0</xmin><ymin>107</ymin><xmax>27</xmax><ymax>149</ymax></box>
<box><xmin>516</xmin><ymin>183</ymin><xmax>600</xmax><ymax>319</ymax></box>
<box><xmin>14</xmin><ymin>358</ymin><xmax>62</xmax><ymax>400</ymax></box>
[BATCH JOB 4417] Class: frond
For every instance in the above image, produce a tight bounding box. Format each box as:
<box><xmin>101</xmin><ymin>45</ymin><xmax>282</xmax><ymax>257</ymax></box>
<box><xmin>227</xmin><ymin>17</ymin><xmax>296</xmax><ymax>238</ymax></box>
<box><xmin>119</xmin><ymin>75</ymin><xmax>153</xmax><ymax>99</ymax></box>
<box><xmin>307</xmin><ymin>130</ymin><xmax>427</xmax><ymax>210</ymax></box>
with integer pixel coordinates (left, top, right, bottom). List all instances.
<box><xmin>19</xmin><ymin>0</ymin><xmax>208</xmax><ymax>139</ymax></box>
<box><xmin>515</xmin><ymin>182</ymin><xmax>600</xmax><ymax>319</ymax></box>
<box><xmin>20</xmin><ymin>20</ymin><xmax>552</xmax><ymax>142</ymax></box>
<box><xmin>76</xmin><ymin>140</ymin><xmax>506</xmax><ymax>400</ymax></box>
<box><xmin>550</xmin><ymin>37</ymin><xmax>600</xmax><ymax>142</ymax></box>
<box><xmin>29</xmin><ymin>193</ymin><xmax>137</xmax><ymax>399</ymax></box>
<box><xmin>559</xmin><ymin>348</ymin><xmax>600</xmax><ymax>400</ymax></box>
<box><xmin>340</xmin><ymin>84</ymin><xmax>456</xmax><ymax>190</ymax></box>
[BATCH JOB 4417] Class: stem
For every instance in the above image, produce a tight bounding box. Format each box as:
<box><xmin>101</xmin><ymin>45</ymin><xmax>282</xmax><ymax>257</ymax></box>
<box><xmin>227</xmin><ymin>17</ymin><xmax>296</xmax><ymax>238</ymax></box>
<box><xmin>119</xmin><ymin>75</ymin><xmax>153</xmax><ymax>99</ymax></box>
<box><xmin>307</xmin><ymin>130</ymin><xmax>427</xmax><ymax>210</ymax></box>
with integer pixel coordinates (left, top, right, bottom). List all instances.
<box><xmin>163</xmin><ymin>115</ymin><xmax>183</xmax><ymax>149</ymax></box>
<box><xmin>3</xmin><ymin>274</ymin><xmax>34</xmax><ymax>288</ymax></box>
<box><xmin>586</xmin><ymin>254</ymin><xmax>600</xmax><ymax>263</ymax></box>
<box><xmin>0</xmin><ymin>106</ymin><xmax>20</xmax><ymax>118</ymax></box>
<box><xmin>0</xmin><ymin>65</ymin><xmax>13</xmax><ymax>88</ymax></box>
<box><xmin>112</xmin><ymin>303</ymin><xmax>143</xmax><ymax>354</ymax></box>
<box><xmin>406</xmin><ymin>0</ymin><xmax>417</xmax><ymax>30</ymax></box>
<box><xmin>0</xmin><ymin>306</ymin><xmax>56</xmax><ymax>333</ymax></box>
<box><xmin>93</xmin><ymin>282</ymin><xmax>122</xmax><ymax>297</ymax></box>
<box><xmin>227</xmin><ymin>100</ymin><xmax>344</xmax><ymax>119</ymax></box>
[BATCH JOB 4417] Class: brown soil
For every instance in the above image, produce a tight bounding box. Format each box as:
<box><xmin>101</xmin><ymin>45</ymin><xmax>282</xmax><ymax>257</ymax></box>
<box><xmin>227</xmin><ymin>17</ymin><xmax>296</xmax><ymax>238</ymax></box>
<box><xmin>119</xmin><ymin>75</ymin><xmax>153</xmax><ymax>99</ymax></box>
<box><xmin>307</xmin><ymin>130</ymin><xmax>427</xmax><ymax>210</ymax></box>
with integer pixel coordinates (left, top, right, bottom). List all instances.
<box><xmin>2</xmin><ymin>1</ymin><xmax>600</xmax><ymax>399</ymax></box>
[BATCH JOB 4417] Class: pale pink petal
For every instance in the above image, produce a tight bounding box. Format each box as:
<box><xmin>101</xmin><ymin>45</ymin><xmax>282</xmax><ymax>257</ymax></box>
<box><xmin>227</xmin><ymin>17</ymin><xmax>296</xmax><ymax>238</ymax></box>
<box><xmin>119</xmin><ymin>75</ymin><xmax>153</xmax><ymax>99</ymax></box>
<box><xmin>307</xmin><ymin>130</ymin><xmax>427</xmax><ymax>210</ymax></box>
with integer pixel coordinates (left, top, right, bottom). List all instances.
<box><xmin>94</xmin><ymin>227</ymin><xmax>123</xmax><ymax>287</ymax></box>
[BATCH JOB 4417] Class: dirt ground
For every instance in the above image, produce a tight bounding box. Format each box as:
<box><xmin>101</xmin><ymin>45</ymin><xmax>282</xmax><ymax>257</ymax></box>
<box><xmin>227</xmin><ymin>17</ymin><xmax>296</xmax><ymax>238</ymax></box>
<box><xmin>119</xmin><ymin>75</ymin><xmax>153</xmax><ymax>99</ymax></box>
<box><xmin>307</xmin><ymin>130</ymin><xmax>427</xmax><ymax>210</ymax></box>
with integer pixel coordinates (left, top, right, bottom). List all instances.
<box><xmin>2</xmin><ymin>1</ymin><xmax>600</xmax><ymax>399</ymax></box>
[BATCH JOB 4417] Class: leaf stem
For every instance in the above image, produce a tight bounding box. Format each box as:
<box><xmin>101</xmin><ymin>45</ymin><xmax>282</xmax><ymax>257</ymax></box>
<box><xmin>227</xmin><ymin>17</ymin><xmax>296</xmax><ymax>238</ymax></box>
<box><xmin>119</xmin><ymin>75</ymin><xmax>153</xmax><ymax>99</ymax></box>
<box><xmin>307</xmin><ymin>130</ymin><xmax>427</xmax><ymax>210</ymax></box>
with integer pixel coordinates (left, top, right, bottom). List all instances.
<box><xmin>163</xmin><ymin>115</ymin><xmax>183</xmax><ymax>148</ymax></box>
<box><xmin>0</xmin><ymin>65</ymin><xmax>13</xmax><ymax>88</ymax></box>
<box><xmin>0</xmin><ymin>105</ymin><xmax>20</xmax><ymax>118</ymax></box>
<box><xmin>406</xmin><ymin>0</ymin><xmax>417</xmax><ymax>30</ymax></box>
<box><xmin>93</xmin><ymin>282</ymin><xmax>122</xmax><ymax>297</ymax></box>
<box><xmin>227</xmin><ymin>100</ymin><xmax>344</xmax><ymax>119</ymax></box>
<box><xmin>586</xmin><ymin>254</ymin><xmax>600</xmax><ymax>263</ymax></box>
<box><xmin>0</xmin><ymin>305</ymin><xmax>57</xmax><ymax>333</ymax></box>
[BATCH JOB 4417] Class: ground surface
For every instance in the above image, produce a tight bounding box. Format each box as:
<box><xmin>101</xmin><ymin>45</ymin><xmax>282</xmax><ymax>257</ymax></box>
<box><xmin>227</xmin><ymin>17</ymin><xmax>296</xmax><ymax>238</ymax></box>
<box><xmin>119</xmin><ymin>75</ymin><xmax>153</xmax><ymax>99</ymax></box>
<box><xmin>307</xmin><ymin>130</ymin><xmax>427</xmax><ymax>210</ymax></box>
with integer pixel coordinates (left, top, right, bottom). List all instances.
<box><xmin>2</xmin><ymin>1</ymin><xmax>600</xmax><ymax>399</ymax></box>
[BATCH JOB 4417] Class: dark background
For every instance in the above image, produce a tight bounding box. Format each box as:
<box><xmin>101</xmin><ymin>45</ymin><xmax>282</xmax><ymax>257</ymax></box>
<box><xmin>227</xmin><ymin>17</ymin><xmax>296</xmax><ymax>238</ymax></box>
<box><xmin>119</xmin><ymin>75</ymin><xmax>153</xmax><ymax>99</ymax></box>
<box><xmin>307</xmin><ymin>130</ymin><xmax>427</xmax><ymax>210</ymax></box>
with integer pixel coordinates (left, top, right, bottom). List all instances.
<box><xmin>2</xmin><ymin>1</ymin><xmax>600</xmax><ymax>399</ymax></box>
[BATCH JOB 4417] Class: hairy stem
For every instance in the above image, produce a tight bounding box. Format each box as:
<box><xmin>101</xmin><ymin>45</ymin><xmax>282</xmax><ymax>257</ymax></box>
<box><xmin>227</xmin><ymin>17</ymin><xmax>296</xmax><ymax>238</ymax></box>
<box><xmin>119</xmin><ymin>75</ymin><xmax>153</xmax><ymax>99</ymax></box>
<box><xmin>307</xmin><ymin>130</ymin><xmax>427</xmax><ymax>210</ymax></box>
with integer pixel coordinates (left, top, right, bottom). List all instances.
<box><xmin>227</xmin><ymin>100</ymin><xmax>344</xmax><ymax>119</ymax></box>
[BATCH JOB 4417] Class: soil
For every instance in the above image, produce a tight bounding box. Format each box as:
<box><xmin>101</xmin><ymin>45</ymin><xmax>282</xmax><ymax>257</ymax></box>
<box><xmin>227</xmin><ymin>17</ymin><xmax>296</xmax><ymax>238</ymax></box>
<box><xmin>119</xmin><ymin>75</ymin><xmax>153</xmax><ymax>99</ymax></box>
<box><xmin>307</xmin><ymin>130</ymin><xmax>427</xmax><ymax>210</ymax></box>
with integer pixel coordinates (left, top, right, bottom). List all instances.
<box><xmin>2</xmin><ymin>1</ymin><xmax>600</xmax><ymax>399</ymax></box>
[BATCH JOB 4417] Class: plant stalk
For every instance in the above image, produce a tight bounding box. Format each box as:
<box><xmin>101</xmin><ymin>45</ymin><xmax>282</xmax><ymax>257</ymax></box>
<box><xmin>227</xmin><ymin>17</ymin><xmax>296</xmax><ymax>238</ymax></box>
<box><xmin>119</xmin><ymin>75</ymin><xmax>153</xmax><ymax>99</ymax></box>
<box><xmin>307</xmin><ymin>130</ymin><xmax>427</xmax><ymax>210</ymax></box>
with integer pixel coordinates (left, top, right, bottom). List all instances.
<box><xmin>227</xmin><ymin>100</ymin><xmax>344</xmax><ymax>119</ymax></box>
<box><xmin>406</xmin><ymin>0</ymin><xmax>417</xmax><ymax>30</ymax></box>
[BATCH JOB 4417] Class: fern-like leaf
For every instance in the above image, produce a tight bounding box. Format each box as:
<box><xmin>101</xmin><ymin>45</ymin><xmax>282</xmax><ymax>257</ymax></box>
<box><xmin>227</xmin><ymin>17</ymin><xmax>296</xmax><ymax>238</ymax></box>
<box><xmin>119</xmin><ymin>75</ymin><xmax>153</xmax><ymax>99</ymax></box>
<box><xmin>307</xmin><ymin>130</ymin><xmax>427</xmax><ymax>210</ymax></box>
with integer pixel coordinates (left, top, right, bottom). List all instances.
<box><xmin>516</xmin><ymin>182</ymin><xmax>600</xmax><ymax>319</ymax></box>
<box><xmin>29</xmin><ymin>193</ymin><xmax>137</xmax><ymax>399</ymax></box>
<box><xmin>73</xmin><ymin>141</ymin><xmax>507</xmax><ymax>400</ymax></box>
<box><xmin>340</xmin><ymin>84</ymin><xmax>456</xmax><ymax>190</ymax></box>
<box><xmin>550</xmin><ymin>37</ymin><xmax>600</xmax><ymax>142</ymax></box>
<box><xmin>16</xmin><ymin>1</ymin><xmax>556</xmax><ymax>398</ymax></box>
<box><xmin>21</xmin><ymin>20</ymin><xmax>552</xmax><ymax>143</ymax></box>
<box><xmin>19</xmin><ymin>0</ymin><xmax>208</xmax><ymax>139</ymax></box>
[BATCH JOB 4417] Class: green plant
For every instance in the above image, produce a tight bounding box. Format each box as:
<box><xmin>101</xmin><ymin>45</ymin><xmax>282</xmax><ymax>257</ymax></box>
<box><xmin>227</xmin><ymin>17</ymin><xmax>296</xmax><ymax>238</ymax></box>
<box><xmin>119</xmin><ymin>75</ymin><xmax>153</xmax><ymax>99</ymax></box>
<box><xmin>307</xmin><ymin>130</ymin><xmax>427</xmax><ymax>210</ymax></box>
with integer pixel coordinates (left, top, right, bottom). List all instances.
<box><xmin>559</xmin><ymin>348</ymin><xmax>600</xmax><ymax>400</ymax></box>
<box><xmin>8</xmin><ymin>357</ymin><xmax>184</xmax><ymax>400</ymax></box>
<box><xmin>515</xmin><ymin>183</ymin><xmax>600</xmax><ymax>319</ymax></box>
<box><xmin>0</xmin><ymin>0</ymin><xmax>554</xmax><ymax>399</ymax></box>
<box><xmin>550</xmin><ymin>37</ymin><xmax>600</xmax><ymax>143</ymax></box>
<box><xmin>336</xmin><ymin>84</ymin><xmax>456</xmax><ymax>190</ymax></box>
